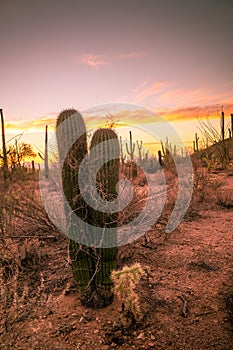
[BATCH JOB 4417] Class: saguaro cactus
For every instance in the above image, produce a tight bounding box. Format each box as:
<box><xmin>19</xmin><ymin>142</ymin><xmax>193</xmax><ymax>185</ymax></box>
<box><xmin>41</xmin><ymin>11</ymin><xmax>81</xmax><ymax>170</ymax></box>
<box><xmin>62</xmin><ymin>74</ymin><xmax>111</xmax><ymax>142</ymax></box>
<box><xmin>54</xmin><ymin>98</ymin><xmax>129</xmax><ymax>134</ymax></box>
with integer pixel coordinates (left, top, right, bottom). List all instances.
<box><xmin>126</xmin><ymin>131</ymin><xmax>135</xmax><ymax>161</ymax></box>
<box><xmin>44</xmin><ymin>125</ymin><xmax>49</xmax><ymax>178</ymax></box>
<box><xmin>137</xmin><ymin>140</ymin><xmax>143</xmax><ymax>162</ymax></box>
<box><xmin>90</xmin><ymin>128</ymin><xmax>120</xmax><ymax>304</ymax></box>
<box><xmin>0</xmin><ymin>109</ymin><xmax>9</xmax><ymax>180</ymax></box>
<box><xmin>56</xmin><ymin>109</ymin><xmax>94</xmax><ymax>305</ymax></box>
<box><xmin>126</xmin><ymin>131</ymin><xmax>137</xmax><ymax>178</ymax></box>
<box><xmin>56</xmin><ymin>111</ymin><xmax>120</xmax><ymax>307</ymax></box>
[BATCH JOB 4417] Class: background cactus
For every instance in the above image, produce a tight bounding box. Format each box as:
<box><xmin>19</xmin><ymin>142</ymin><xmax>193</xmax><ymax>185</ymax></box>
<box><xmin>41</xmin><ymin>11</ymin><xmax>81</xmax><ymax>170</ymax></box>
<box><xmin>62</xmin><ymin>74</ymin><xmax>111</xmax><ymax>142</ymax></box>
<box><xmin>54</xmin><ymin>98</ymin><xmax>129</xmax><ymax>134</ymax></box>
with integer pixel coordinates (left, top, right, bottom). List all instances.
<box><xmin>56</xmin><ymin>111</ymin><xmax>120</xmax><ymax>307</ymax></box>
<box><xmin>126</xmin><ymin>130</ymin><xmax>137</xmax><ymax>178</ymax></box>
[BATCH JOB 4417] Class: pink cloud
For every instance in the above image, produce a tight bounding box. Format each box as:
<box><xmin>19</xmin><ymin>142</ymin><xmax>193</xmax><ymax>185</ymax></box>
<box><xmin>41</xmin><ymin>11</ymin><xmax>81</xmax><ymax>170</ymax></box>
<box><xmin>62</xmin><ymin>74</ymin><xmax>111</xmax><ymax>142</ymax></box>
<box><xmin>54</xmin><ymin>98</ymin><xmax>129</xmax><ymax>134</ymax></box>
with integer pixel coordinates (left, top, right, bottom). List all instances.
<box><xmin>77</xmin><ymin>51</ymin><xmax>145</xmax><ymax>69</ymax></box>
<box><xmin>80</xmin><ymin>54</ymin><xmax>109</xmax><ymax>69</ymax></box>
<box><xmin>134</xmin><ymin>80</ymin><xmax>166</xmax><ymax>103</ymax></box>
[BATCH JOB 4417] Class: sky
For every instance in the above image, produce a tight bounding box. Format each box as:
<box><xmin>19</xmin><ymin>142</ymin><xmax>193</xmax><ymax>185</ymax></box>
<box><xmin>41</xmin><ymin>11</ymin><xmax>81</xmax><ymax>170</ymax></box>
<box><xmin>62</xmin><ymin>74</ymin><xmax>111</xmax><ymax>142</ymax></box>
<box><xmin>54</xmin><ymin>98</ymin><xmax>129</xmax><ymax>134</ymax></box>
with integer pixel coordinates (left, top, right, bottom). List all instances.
<box><xmin>1</xmin><ymin>0</ymin><xmax>233</xmax><ymax>152</ymax></box>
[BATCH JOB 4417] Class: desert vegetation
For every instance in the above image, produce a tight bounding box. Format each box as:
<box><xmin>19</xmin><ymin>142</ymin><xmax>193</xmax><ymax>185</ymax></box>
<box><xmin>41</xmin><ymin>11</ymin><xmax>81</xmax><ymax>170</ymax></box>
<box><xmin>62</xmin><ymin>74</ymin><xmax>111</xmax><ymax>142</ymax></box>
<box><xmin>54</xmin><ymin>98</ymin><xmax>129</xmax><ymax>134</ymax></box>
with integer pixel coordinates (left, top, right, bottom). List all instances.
<box><xmin>0</xmin><ymin>108</ymin><xmax>233</xmax><ymax>349</ymax></box>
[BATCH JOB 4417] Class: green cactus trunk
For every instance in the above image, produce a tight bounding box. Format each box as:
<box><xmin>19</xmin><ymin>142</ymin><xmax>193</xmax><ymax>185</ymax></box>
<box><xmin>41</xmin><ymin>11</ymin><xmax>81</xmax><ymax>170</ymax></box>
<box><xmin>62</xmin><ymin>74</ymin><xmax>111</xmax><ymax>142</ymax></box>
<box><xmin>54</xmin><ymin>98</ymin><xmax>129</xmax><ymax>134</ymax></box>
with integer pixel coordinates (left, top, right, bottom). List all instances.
<box><xmin>56</xmin><ymin>112</ymin><xmax>120</xmax><ymax>308</ymax></box>
<box><xmin>56</xmin><ymin>109</ymin><xmax>95</xmax><ymax>304</ymax></box>
<box><xmin>90</xmin><ymin>129</ymin><xmax>119</xmax><ymax>304</ymax></box>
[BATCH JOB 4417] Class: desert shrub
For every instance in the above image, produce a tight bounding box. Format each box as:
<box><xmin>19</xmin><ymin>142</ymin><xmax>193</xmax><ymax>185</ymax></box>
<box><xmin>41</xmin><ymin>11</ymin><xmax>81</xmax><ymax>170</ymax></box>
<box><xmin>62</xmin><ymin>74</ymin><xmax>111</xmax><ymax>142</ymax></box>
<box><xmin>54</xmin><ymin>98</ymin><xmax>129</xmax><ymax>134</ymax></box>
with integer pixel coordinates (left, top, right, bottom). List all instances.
<box><xmin>216</xmin><ymin>190</ymin><xmax>233</xmax><ymax>209</ymax></box>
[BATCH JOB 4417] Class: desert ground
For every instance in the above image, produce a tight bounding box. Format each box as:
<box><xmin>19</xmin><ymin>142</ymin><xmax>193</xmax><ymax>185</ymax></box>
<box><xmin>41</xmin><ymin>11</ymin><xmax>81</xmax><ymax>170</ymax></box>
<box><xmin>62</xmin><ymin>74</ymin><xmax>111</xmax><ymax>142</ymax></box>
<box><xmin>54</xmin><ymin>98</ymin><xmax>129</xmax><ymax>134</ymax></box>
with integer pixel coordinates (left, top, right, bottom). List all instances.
<box><xmin>0</xmin><ymin>158</ymin><xmax>233</xmax><ymax>350</ymax></box>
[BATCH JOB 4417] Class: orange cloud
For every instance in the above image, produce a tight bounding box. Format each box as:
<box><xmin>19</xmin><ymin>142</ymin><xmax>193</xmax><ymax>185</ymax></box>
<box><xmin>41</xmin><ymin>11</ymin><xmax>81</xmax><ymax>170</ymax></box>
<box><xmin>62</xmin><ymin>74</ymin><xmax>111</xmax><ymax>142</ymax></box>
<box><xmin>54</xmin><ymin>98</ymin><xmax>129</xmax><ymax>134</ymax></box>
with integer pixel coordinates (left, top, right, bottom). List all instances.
<box><xmin>159</xmin><ymin>103</ymin><xmax>233</xmax><ymax>122</ymax></box>
<box><xmin>5</xmin><ymin>118</ymin><xmax>56</xmax><ymax>132</ymax></box>
<box><xmin>5</xmin><ymin>102</ymin><xmax>233</xmax><ymax>136</ymax></box>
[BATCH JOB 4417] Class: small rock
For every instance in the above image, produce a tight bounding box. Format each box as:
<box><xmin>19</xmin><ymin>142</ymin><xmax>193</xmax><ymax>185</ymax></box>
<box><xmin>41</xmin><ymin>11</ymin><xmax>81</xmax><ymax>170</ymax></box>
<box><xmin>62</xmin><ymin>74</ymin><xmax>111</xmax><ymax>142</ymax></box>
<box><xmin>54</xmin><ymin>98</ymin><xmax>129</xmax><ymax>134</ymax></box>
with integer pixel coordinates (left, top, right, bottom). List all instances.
<box><xmin>137</xmin><ymin>332</ymin><xmax>145</xmax><ymax>339</ymax></box>
<box><xmin>94</xmin><ymin>329</ymin><xmax>99</xmax><ymax>334</ymax></box>
<box><xmin>148</xmin><ymin>342</ymin><xmax>155</xmax><ymax>347</ymax></box>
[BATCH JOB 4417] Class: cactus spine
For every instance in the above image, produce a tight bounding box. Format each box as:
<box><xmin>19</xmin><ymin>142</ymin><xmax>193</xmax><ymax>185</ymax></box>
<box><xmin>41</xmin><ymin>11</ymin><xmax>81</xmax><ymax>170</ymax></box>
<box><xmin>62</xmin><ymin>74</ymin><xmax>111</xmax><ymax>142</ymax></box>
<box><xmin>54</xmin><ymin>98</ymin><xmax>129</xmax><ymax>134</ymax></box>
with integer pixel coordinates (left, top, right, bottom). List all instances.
<box><xmin>56</xmin><ymin>111</ymin><xmax>120</xmax><ymax>307</ymax></box>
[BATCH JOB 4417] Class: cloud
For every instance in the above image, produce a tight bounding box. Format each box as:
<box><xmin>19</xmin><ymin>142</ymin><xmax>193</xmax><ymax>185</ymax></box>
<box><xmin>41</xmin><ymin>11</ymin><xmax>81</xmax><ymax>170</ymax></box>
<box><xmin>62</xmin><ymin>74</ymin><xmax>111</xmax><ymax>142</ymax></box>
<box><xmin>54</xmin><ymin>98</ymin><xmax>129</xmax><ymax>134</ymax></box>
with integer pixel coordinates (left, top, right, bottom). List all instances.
<box><xmin>159</xmin><ymin>102</ymin><xmax>233</xmax><ymax>122</ymax></box>
<box><xmin>76</xmin><ymin>51</ymin><xmax>145</xmax><ymax>69</ymax></box>
<box><xmin>134</xmin><ymin>81</ymin><xmax>166</xmax><ymax>103</ymax></box>
<box><xmin>80</xmin><ymin>53</ymin><xmax>109</xmax><ymax>69</ymax></box>
<box><xmin>120</xmin><ymin>79</ymin><xmax>233</xmax><ymax>113</ymax></box>
<box><xmin>119</xmin><ymin>79</ymin><xmax>166</xmax><ymax>104</ymax></box>
<box><xmin>5</xmin><ymin>101</ymin><xmax>233</xmax><ymax>136</ymax></box>
<box><xmin>5</xmin><ymin>118</ymin><xmax>56</xmax><ymax>133</ymax></box>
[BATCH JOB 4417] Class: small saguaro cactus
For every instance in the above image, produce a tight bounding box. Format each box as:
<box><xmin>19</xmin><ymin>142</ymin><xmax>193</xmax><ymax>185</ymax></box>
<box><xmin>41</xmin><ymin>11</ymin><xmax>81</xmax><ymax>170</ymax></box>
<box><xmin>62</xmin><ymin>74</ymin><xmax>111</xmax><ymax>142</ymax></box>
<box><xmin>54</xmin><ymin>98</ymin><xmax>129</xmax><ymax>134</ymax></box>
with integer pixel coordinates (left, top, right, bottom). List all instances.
<box><xmin>56</xmin><ymin>111</ymin><xmax>120</xmax><ymax>308</ymax></box>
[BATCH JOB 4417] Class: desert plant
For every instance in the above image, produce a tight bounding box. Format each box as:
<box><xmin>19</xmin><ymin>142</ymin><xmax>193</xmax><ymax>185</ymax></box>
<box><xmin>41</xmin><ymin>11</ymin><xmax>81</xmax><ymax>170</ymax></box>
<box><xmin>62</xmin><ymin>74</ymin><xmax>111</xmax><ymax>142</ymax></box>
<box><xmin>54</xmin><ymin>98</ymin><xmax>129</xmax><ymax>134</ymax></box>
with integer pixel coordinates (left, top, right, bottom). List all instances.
<box><xmin>7</xmin><ymin>142</ymin><xmax>36</xmax><ymax>168</ymax></box>
<box><xmin>111</xmin><ymin>263</ymin><xmax>148</xmax><ymax>325</ymax></box>
<box><xmin>126</xmin><ymin>131</ymin><xmax>137</xmax><ymax>178</ymax></box>
<box><xmin>56</xmin><ymin>109</ymin><xmax>120</xmax><ymax>307</ymax></box>
<box><xmin>0</xmin><ymin>109</ymin><xmax>9</xmax><ymax>180</ymax></box>
<box><xmin>38</xmin><ymin>125</ymin><xmax>49</xmax><ymax>178</ymax></box>
<box><xmin>198</xmin><ymin>117</ymin><xmax>231</xmax><ymax>167</ymax></box>
<box><xmin>216</xmin><ymin>190</ymin><xmax>233</xmax><ymax>208</ymax></box>
<box><xmin>89</xmin><ymin>128</ymin><xmax>119</xmax><ymax>301</ymax></box>
<box><xmin>56</xmin><ymin>109</ymin><xmax>94</xmax><ymax>305</ymax></box>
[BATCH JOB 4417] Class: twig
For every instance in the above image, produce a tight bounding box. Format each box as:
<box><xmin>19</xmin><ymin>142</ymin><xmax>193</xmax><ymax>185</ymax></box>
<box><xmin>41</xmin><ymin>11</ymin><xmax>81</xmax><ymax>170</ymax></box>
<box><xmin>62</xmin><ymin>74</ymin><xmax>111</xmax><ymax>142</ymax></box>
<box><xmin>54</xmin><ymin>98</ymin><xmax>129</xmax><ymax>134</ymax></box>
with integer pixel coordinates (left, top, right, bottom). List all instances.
<box><xmin>178</xmin><ymin>295</ymin><xmax>188</xmax><ymax>317</ymax></box>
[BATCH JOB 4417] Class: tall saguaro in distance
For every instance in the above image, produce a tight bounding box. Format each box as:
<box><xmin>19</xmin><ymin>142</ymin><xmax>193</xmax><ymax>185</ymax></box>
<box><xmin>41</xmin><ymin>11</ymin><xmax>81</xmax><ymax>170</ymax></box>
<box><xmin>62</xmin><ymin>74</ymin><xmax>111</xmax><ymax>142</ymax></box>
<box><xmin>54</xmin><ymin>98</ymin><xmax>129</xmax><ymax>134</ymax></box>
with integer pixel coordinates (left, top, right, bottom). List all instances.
<box><xmin>231</xmin><ymin>114</ymin><xmax>233</xmax><ymax>138</ymax></box>
<box><xmin>0</xmin><ymin>109</ymin><xmax>9</xmax><ymax>180</ymax></box>
<box><xmin>44</xmin><ymin>125</ymin><xmax>49</xmax><ymax>178</ymax></box>
<box><xmin>221</xmin><ymin>111</ymin><xmax>225</xmax><ymax>141</ymax></box>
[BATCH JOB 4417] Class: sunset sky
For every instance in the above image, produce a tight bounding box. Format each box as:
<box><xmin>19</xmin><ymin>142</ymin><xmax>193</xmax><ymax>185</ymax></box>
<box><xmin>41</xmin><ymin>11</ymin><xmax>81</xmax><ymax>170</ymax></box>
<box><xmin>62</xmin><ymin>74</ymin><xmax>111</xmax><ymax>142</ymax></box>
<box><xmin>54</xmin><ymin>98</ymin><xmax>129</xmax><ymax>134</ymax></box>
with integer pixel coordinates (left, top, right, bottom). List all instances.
<box><xmin>1</xmin><ymin>0</ymin><xmax>233</xmax><ymax>152</ymax></box>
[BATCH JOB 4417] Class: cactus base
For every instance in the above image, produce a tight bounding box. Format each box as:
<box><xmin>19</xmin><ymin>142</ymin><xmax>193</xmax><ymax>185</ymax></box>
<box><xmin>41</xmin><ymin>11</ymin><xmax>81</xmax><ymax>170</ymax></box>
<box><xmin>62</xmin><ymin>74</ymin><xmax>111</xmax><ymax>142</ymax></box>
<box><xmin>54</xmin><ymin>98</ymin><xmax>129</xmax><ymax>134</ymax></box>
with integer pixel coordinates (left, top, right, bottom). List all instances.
<box><xmin>80</xmin><ymin>288</ymin><xmax>114</xmax><ymax>308</ymax></box>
